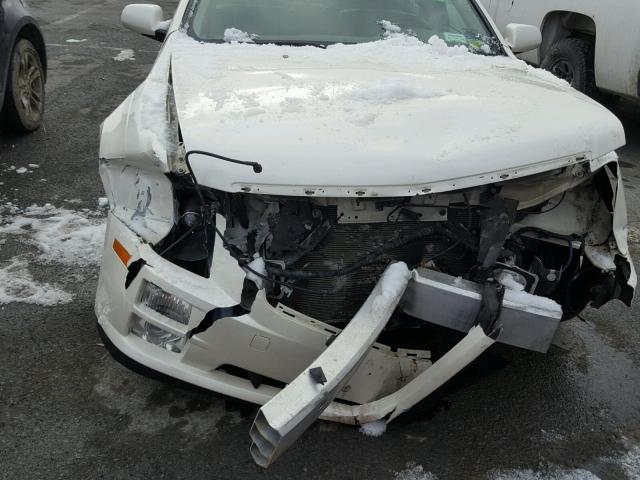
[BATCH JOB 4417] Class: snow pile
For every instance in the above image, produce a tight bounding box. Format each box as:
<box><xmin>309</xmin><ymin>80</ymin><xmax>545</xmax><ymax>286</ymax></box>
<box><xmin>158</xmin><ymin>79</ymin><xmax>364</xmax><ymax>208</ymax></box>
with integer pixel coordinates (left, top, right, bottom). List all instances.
<box><xmin>0</xmin><ymin>203</ymin><xmax>106</xmax><ymax>266</ymax></box>
<box><xmin>169</xmin><ymin>29</ymin><xmax>537</xmax><ymax>81</ymax></box>
<box><xmin>394</xmin><ymin>464</ymin><xmax>438</xmax><ymax>480</ymax></box>
<box><xmin>497</xmin><ymin>272</ymin><xmax>562</xmax><ymax>316</ymax></box>
<box><xmin>98</xmin><ymin>197</ymin><xmax>109</xmax><ymax>208</ymax></box>
<box><xmin>491</xmin><ymin>439</ymin><xmax>640</xmax><ymax>480</ymax></box>
<box><xmin>607</xmin><ymin>442</ymin><xmax>640</xmax><ymax>479</ymax></box>
<box><xmin>379</xmin><ymin>20</ymin><xmax>402</xmax><ymax>38</ymax></box>
<box><xmin>496</xmin><ymin>270</ymin><xmax>527</xmax><ymax>292</ymax></box>
<box><xmin>371</xmin><ymin>262</ymin><xmax>411</xmax><ymax>315</ymax></box>
<box><xmin>491</xmin><ymin>469</ymin><xmax>600</xmax><ymax>480</ymax></box>
<box><xmin>113</xmin><ymin>49</ymin><xmax>135</xmax><ymax>62</ymax></box>
<box><xmin>66</xmin><ymin>38</ymin><xmax>87</xmax><ymax>43</ymax></box>
<box><xmin>359</xmin><ymin>420</ymin><xmax>386</xmax><ymax>437</ymax></box>
<box><xmin>15</xmin><ymin>167</ymin><xmax>28</xmax><ymax>174</ymax></box>
<box><xmin>0</xmin><ymin>259</ymin><xmax>73</xmax><ymax>306</ymax></box>
<box><xmin>138</xmin><ymin>51</ymin><xmax>172</xmax><ymax>161</ymax></box>
<box><xmin>346</xmin><ymin>80</ymin><xmax>448</xmax><ymax>103</ymax></box>
<box><xmin>223</xmin><ymin>27</ymin><xmax>255</xmax><ymax>43</ymax></box>
<box><xmin>426</xmin><ymin>35</ymin><xmax>471</xmax><ymax>57</ymax></box>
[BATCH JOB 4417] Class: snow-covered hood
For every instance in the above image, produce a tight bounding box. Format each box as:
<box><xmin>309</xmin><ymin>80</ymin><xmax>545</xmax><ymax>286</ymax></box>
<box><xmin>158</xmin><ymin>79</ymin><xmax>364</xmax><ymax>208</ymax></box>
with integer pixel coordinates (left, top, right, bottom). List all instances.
<box><xmin>169</xmin><ymin>34</ymin><xmax>625</xmax><ymax>197</ymax></box>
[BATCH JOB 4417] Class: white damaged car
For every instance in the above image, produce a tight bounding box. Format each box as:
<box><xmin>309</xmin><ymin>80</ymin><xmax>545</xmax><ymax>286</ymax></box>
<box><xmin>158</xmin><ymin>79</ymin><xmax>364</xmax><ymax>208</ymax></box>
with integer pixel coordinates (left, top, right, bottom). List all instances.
<box><xmin>96</xmin><ymin>0</ymin><xmax>636</xmax><ymax>466</ymax></box>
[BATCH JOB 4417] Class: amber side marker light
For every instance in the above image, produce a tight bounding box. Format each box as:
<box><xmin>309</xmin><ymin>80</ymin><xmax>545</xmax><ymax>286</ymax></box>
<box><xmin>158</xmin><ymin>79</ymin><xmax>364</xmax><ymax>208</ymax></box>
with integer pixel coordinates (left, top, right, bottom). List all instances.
<box><xmin>113</xmin><ymin>239</ymin><xmax>132</xmax><ymax>266</ymax></box>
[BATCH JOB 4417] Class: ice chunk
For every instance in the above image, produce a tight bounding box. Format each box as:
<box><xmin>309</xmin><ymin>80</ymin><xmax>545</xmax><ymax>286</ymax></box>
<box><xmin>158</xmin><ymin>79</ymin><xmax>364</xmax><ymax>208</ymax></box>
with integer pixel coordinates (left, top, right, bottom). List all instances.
<box><xmin>223</xmin><ymin>28</ymin><xmax>255</xmax><ymax>43</ymax></box>
<box><xmin>98</xmin><ymin>197</ymin><xmax>109</xmax><ymax>208</ymax></box>
<box><xmin>359</xmin><ymin>420</ymin><xmax>386</xmax><ymax>437</ymax></box>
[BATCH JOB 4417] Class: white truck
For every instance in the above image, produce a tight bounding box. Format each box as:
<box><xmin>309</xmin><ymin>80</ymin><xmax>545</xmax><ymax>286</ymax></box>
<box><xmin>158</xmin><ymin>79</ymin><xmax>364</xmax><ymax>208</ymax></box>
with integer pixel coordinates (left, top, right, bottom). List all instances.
<box><xmin>480</xmin><ymin>0</ymin><xmax>640</xmax><ymax>99</ymax></box>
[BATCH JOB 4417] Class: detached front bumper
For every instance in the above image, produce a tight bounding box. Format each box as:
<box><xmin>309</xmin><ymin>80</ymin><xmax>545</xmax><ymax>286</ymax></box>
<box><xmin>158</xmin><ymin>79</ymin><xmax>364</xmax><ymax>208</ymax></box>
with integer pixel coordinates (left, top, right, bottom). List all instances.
<box><xmin>96</xmin><ymin>212</ymin><xmax>434</xmax><ymax>407</ymax></box>
<box><xmin>96</xmin><ymin>211</ymin><xmax>567</xmax><ymax>410</ymax></box>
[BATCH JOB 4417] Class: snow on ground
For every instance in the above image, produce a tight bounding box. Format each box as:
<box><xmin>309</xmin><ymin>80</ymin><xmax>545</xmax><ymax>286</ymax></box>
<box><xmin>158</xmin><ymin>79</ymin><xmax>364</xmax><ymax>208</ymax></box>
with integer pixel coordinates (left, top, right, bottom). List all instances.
<box><xmin>65</xmin><ymin>38</ymin><xmax>87</xmax><ymax>43</ymax></box>
<box><xmin>0</xmin><ymin>259</ymin><xmax>73</xmax><ymax>306</ymax></box>
<box><xmin>491</xmin><ymin>441</ymin><xmax>640</xmax><ymax>480</ymax></box>
<box><xmin>394</xmin><ymin>463</ymin><xmax>438</xmax><ymax>480</ymax></box>
<box><xmin>113</xmin><ymin>49</ymin><xmax>135</xmax><ymax>62</ymax></box>
<box><xmin>359</xmin><ymin>420</ymin><xmax>387</xmax><ymax>437</ymax></box>
<box><xmin>607</xmin><ymin>443</ymin><xmax>640</xmax><ymax>479</ymax></box>
<box><xmin>0</xmin><ymin>202</ymin><xmax>107</xmax><ymax>306</ymax></box>
<box><xmin>491</xmin><ymin>469</ymin><xmax>601</xmax><ymax>480</ymax></box>
<box><xmin>0</xmin><ymin>203</ymin><xmax>106</xmax><ymax>266</ymax></box>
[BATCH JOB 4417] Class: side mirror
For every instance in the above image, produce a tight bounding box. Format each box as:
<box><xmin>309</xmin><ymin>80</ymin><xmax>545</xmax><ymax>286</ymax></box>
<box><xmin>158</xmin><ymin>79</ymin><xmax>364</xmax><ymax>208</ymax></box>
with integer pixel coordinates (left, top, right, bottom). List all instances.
<box><xmin>121</xmin><ymin>4</ymin><xmax>169</xmax><ymax>41</ymax></box>
<box><xmin>504</xmin><ymin>23</ymin><xmax>542</xmax><ymax>53</ymax></box>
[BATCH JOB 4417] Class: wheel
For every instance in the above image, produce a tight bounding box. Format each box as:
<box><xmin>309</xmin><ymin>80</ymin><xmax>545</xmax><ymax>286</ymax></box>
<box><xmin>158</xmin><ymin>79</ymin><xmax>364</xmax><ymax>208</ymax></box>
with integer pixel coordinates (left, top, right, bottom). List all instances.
<box><xmin>541</xmin><ymin>37</ymin><xmax>596</xmax><ymax>97</ymax></box>
<box><xmin>0</xmin><ymin>39</ymin><xmax>45</xmax><ymax>133</ymax></box>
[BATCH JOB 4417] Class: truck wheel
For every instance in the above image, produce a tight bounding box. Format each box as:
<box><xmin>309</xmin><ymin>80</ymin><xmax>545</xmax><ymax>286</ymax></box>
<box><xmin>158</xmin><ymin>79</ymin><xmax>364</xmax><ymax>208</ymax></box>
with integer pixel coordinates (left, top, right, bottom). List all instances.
<box><xmin>0</xmin><ymin>39</ymin><xmax>45</xmax><ymax>133</ymax></box>
<box><xmin>541</xmin><ymin>37</ymin><xmax>596</xmax><ymax>97</ymax></box>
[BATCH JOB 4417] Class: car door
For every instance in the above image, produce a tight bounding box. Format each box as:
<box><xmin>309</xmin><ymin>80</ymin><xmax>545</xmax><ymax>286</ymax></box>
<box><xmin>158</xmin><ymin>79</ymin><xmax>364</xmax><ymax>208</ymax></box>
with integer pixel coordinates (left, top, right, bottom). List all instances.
<box><xmin>0</xmin><ymin>0</ymin><xmax>8</xmax><ymax>105</ymax></box>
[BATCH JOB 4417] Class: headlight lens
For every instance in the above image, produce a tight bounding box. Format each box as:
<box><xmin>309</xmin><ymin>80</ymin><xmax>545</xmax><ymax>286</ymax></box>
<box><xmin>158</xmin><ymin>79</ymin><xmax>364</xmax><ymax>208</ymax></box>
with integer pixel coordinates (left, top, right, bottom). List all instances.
<box><xmin>140</xmin><ymin>282</ymin><xmax>192</xmax><ymax>325</ymax></box>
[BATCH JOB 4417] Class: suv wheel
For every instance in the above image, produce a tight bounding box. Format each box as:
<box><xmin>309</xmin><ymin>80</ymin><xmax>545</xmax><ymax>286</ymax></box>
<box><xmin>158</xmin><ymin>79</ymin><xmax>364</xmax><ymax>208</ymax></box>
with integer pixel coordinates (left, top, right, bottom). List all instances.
<box><xmin>1</xmin><ymin>39</ymin><xmax>45</xmax><ymax>133</ymax></box>
<box><xmin>541</xmin><ymin>37</ymin><xmax>596</xmax><ymax>97</ymax></box>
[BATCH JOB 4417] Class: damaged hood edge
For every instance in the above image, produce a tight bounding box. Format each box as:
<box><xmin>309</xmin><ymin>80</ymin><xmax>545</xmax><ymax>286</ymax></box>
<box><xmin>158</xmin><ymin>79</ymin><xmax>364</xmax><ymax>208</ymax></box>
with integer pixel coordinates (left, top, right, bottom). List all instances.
<box><xmin>102</xmin><ymin>35</ymin><xmax>626</xmax><ymax>198</ymax></box>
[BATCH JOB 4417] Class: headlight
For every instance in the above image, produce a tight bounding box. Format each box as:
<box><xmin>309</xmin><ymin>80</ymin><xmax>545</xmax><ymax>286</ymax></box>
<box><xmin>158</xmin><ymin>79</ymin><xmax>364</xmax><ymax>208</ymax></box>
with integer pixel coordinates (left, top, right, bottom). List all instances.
<box><xmin>140</xmin><ymin>282</ymin><xmax>192</xmax><ymax>325</ymax></box>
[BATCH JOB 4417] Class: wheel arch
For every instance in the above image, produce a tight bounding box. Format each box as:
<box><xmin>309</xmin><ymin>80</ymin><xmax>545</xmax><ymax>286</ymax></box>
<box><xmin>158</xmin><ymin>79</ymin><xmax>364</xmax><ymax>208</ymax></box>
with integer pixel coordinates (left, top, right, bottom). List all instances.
<box><xmin>14</xmin><ymin>22</ymin><xmax>47</xmax><ymax>80</ymax></box>
<box><xmin>540</xmin><ymin>11</ymin><xmax>596</xmax><ymax>60</ymax></box>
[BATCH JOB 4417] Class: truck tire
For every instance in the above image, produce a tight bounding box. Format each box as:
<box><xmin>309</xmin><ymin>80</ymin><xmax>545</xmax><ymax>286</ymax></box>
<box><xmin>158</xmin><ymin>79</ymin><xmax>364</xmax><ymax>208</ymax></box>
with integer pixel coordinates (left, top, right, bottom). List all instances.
<box><xmin>0</xmin><ymin>39</ymin><xmax>45</xmax><ymax>133</ymax></box>
<box><xmin>541</xmin><ymin>37</ymin><xmax>596</xmax><ymax>97</ymax></box>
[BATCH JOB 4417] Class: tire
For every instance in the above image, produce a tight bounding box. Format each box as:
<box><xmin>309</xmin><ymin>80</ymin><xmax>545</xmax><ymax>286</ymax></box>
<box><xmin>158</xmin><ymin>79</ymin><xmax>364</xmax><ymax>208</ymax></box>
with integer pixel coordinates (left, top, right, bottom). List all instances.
<box><xmin>541</xmin><ymin>37</ymin><xmax>596</xmax><ymax>97</ymax></box>
<box><xmin>0</xmin><ymin>39</ymin><xmax>45</xmax><ymax>133</ymax></box>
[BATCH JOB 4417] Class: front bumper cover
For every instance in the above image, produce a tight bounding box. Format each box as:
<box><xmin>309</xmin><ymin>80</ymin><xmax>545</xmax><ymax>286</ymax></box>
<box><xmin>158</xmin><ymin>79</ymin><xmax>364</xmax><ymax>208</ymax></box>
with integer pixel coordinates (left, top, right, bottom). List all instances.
<box><xmin>96</xmin><ymin>210</ymin><xmax>566</xmax><ymax>406</ymax></box>
<box><xmin>95</xmin><ymin>211</ymin><xmax>607</xmax><ymax>467</ymax></box>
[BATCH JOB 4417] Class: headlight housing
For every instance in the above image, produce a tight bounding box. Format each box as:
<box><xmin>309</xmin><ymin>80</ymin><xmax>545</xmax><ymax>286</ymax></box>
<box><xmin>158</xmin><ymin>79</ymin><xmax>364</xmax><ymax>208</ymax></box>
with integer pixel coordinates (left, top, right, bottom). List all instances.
<box><xmin>140</xmin><ymin>282</ymin><xmax>192</xmax><ymax>325</ymax></box>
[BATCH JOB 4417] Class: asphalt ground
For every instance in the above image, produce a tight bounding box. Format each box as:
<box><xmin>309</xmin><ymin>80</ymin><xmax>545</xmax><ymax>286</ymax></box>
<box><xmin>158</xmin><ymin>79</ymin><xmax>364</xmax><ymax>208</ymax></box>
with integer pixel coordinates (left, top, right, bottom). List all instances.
<box><xmin>1</xmin><ymin>2</ymin><xmax>640</xmax><ymax>479</ymax></box>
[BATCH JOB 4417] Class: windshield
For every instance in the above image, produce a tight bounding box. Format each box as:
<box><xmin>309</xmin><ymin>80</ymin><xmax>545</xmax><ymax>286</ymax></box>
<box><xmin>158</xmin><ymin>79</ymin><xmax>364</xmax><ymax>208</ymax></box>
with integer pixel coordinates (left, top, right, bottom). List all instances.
<box><xmin>187</xmin><ymin>0</ymin><xmax>503</xmax><ymax>55</ymax></box>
